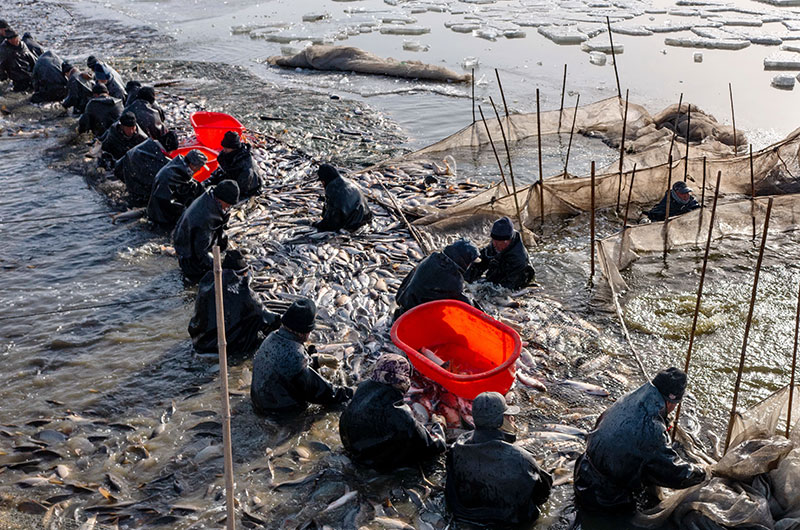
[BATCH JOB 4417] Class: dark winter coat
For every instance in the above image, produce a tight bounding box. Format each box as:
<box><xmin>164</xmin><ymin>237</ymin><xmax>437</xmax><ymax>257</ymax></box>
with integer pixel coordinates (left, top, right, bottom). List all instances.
<box><xmin>101</xmin><ymin>121</ymin><xmax>148</xmax><ymax>162</ymax></box>
<box><xmin>97</xmin><ymin>62</ymin><xmax>127</xmax><ymax>101</ymax></box>
<box><xmin>124</xmin><ymin>98</ymin><xmax>167</xmax><ymax>140</ymax></box>
<box><xmin>22</xmin><ymin>34</ymin><xmax>44</xmax><ymax>58</ymax></box>
<box><xmin>172</xmin><ymin>189</ymin><xmax>229</xmax><ymax>283</ymax></box>
<box><xmin>313</xmin><ymin>176</ymin><xmax>372</xmax><ymax>232</ymax></box>
<box><xmin>114</xmin><ymin>138</ymin><xmax>170</xmax><ymax>206</ymax></box>
<box><xmin>339</xmin><ymin>380</ymin><xmax>446</xmax><ymax>471</ymax></box>
<box><xmin>395</xmin><ymin>251</ymin><xmax>471</xmax><ymax>317</ymax></box>
<box><xmin>147</xmin><ymin>155</ymin><xmax>203</xmax><ymax>227</ymax></box>
<box><xmin>188</xmin><ymin>268</ymin><xmax>280</xmax><ymax>355</ymax></box>
<box><xmin>573</xmin><ymin>382</ymin><xmax>706</xmax><ymax>513</ymax></box>
<box><xmin>465</xmin><ymin>232</ymin><xmax>534</xmax><ymax>289</ymax></box>
<box><xmin>251</xmin><ymin>327</ymin><xmax>352</xmax><ymax>415</ymax></box>
<box><xmin>645</xmin><ymin>190</ymin><xmax>700</xmax><ymax>222</ymax></box>
<box><xmin>205</xmin><ymin>144</ymin><xmax>262</xmax><ymax>199</ymax></box>
<box><xmin>62</xmin><ymin>71</ymin><xmax>92</xmax><ymax>114</ymax></box>
<box><xmin>31</xmin><ymin>51</ymin><xmax>67</xmax><ymax>103</ymax></box>
<box><xmin>0</xmin><ymin>39</ymin><xmax>36</xmax><ymax>90</ymax></box>
<box><xmin>78</xmin><ymin>96</ymin><xmax>123</xmax><ymax>137</ymax></box>
<box><xmin>446</xmin><ymin>428</ymin><xmax>553</xmax><ymax>527</ymax></box>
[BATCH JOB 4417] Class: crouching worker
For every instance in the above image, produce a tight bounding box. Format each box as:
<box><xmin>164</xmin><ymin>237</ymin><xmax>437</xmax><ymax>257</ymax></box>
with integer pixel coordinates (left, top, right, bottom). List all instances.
<box><xmin>114</xmin><ymin>131</ymin><xmax>178</xmax><ymax>206</ymax></box>
<box><xmin>204</xmin><ymin>131</ymin><xmax>262</xmax><ymax>200</ymax></box>
<box><xmin>573</xmin><ymin>367</ymin><xmax>707</xmax><ymax>516</ymax></box>
<box><xmin>394</xmin><ymin>239</ymin><xmax>479</xmax><ymax>319</ymax></box>
<box><xmin>31</xmin><ymin>50</ymin><xmax>68</xmax><ymax>103</ymax></box>
<box><xmin>101</xmin><ymin>111</ymin><xmax>147</xmax><ymax>164</ymax></box>
<box><xmin>147</xmin><ymin>149</ymin><xmax>207</xmax><ymax>228</ymax></box>
<box><xmin>251</xmin><ymin>298</ymin><xmax>353</xmax><ymax>416</ymax></box>
<box><xmin>645</xmin><ymin>181</ymin><xmax>700</xmax><ymax>222</ymax></box>
<box><xmin>312</xmin><ymin>164</ymin><xmax>373</xmax><ymax>232</ymax></box>
<box><xmin>189</xmin><ymin>250</ymin><xmax>279</xmax><ymax>357</ymax></box>
<box><xmin>173</xmin><ymin>180</ymin><xmax>239</xmax><ymax>283</ymax></box>
<box><xmin>339</xmin><ymin>354</ymin><xmax>446</xmax><ymax>471</ymax></box>
<box><xmin>78</xmin><ymin>83</ymin><xmax>122</xmax><ymax>138</ymax></box>
<box><xmin>446</xmin><ymin>392</ymin><xmax>552</xmax><ymax>527</ymax></box>
<box><xmin>465</xmin><ymin>216</ymin><xmax>535</xmax><ymax>290</ymax></box>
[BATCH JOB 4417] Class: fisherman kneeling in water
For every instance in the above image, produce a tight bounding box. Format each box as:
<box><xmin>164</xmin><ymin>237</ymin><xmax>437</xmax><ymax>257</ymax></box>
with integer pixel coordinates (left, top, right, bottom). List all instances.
<box><xmin>446</xmin><ymin>392</ymin><xmax>552</xmax><ymax>527</ymax></box>
<box><xmin>115</xmin><ymin>131</ymin><xmax>179</xmax><ymax>206</ymax></box>
<box><xmin>339</xmin><ymin>354</ymin><xmax>446</xmax><ymax>471</ymax></box>
<box><xmin>78</xmin><ymin>83</ymin><xmax>123</xmax><ymax>138</ymax></box>
<box><xmin>101</xmin><ymin>111</ymin><xmax>147</xmax><ymax>164</ymax></box>
<box><xmin>251</xmin><ymin>298</ymin><xmax>353</xmax><ymax>416</ymax></box>
<box><xmin>573</xmin><ymin>367</ymin><xmax>707</xmax><ymax>517</ymax></box>
<box><xmin>645</xmin><ymin>181</ymin><xmax>700</xmax><ymax>222</ymax></box>
<box><xmin>465</xmin><ymin>216</ymin><xmax>535</xmax><ymax>290</ymax></box>
<box><xmin>189</xmin><ymin>250</ymin><xmax>280</xmax><ymax>358</ymax></box>
<box><xmin>203</xmin><ymin>131</ymin><xmax>263</xmax><ymax>200</ymax></box>
<box><xmin>148</xmin><ymin>148</ymin><xmax>207</xmax><ymax>228</ymax></box>
<box><xmin>312</xmin><ymin>164</ymin><xmax>373</xmax><ymax>232</ymax></box>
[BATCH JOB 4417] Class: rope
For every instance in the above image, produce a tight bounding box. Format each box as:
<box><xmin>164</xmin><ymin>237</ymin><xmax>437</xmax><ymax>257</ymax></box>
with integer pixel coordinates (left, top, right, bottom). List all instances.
<box><xmin>0</xmin><ymin>294</ymin><xmax>186</xmax><ymax>322</ymax></box>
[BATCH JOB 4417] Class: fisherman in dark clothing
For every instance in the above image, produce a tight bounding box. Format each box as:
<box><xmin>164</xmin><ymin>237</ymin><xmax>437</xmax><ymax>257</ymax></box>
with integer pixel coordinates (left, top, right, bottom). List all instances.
<box><xmin>124</xmin><ymin>86</ymin><xmax>168</xmax><ymax>141</ymax></box>
<box><xmin>31</xmin><ymin>50</ymin><xmax>68</xmax><ymax>103</ymax></box>
<box><xmin>87</xmin><ymin>55</ymin><xmax>126</xmax><ymax>102</ymax></box>
<box><xmin>61</xmin><ymin>64</ymin><xmax>93</xmax><ymax>115</ymax></box>
<box><xmin>251</xmin><ymin>298</ymin><xmax>353</xmax><ymax>415</ymax></box>
<box><xmin>100</xmin><ymin>111</ymin><xmax>147</xmax><ymax>163</ymax></box>
<box><xmin>21</xmin><ymin>32</ymin><xmax>43</xmax><ymax>58</ymax></box>
<box><xmin>147</xmin><ymin>149</ymin><xmax>207</xmax><ymax>228</ymax></box>
<box><xmin>465</xmin><ymin>216</ymin><xmax>535</xmax><ymax>290</ymax></box>
<box><xmin>114</xmin><ymin>131</ymin><xmax>178</xmax><ymax>206</ymax></box>
<box><xmin>394</xmin><ymin>239</ymin><xmax>479</xmax><ymax>319</ymax></box>
<box><xmin>339</xmin><ymin>353</ymin><xmax>446</xmax><ymax>471</ymax></box>
<box><xmin>0</xmin><ymin>29</ymin><xmax>36</xmax><ymax>91</ymax></box>
<box><xmin>573</xmin><ymin>367</ymin><xmax>707</xmax><ymax>515</ymax></box>
<box><xmin>645</xmin><ymin>181</ymin><xmax>700</xmax><ymax>222</ymax></box>
<box><xmin>203</xmin><ymin>131</ymin><xmax>262</xmax><ymax>199</ymax></box>
<box><xmin>124</xmin><ymin>80</ymin><xmax>141</xmax><ymax>106</ymax></box>
<box><xmin>78</xmin><ymin>83</ymin><xmax>123</xmax><ymax>137</ymax></box>
<box><xmin>188</xmin><ymin>250</ymin><xmax>280</xmax><ymax>356</ymax></box>
<box><xmin>446</xmin><ymin>392</ymin><xmax>553</xmax><ymax>527</ymax></box>
<box><xmin>173</xmin><ymin>180</ymin><xmax>239</xmax><ymax>283</ymax></box>
<box><xmin>312</xmin><ymin>163</ymin><xmax>373</xmax><ymax>232</ymax></box>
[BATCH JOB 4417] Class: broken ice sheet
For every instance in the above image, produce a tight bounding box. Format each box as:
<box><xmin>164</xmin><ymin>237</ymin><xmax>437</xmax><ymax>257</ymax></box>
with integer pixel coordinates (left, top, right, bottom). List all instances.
<box><xmin>538</xmin><ymin>25</ymin><xmax>588</xmax><ymax>44</ymax></box>
<box><xmin>771</xmin><ymin>73</ymin><xmax>796</xmax><ymax>88</ymax></box>
<box><xmin>664</xmin><ymin>36</ymin><xmax>751</xmax><ymax>49</ymax></box>
<box><xmin>764</xmin><ymin>52</ymin><xmax>800</xmax><ymax>69</ymax></box>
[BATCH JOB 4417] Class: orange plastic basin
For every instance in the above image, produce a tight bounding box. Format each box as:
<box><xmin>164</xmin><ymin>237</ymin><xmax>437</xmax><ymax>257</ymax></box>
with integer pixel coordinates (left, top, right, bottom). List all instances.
<box><xmin>190</xmin><ymin>111</ymin><xmax>245</xmax><ymax>150</ymax></box>
<box><xmin>390</xmin><ymin>300</ymin><xmax>521</xmax><ymax>400</ymax></box>
<box><xmin>168</xmin><ymin>145</ymin><xmax>219</xmax><ymax>183</ymax></box>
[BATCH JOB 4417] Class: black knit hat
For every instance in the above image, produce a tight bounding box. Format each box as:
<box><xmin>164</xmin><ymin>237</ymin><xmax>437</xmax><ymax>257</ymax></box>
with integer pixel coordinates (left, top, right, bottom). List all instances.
<box><xmin>86</xmin><ymin>55</ymin><xmax>98</xmax><ymax>68</ymax></box>
<box><xmin>213</xmin><ymin>180</ymin><xmax>240</xmax><ymax>205</ymax></box>
<box><xmin>222</xmin><ymin>249</ymin><xmax>248</xmax><ymax>272</ymax></box>
<box><xmin>5</xmin><ymin>27</ymin><xmax>18</xmax><ymax>39</ymax></box>
<box><xmin>221</xmin><ymin>130</ymin><xmax>242</xmax><ymax>149</ymax></box>
<box><xmin>317</xmin><ymin>163</ymin><xmax>340</xmax><ymax>185</ymax></box>
<box><xmin>92</xmin><ymin>83</ymin><xmax>108</xmax><ymax>95</ymax></box>
<box><xmin>138</xmin><ymin>86</ymin><xmax>155</xmax><ymax>104</ymax></box>
<box><xmin>161</xmin><ymin>131</ymin><xmax>179</xmax><ymax>152</ymax></box>
<box><xmin>281</xmin><ymin>298</ymin><xmax>316</xmax><ymax>334</ymax></box>
<box><xmin>491</xmin><ymin>216</ymin><xmax>514</xmax><ymax>241</ymax></box>
<box><xmin>0</xmin><ymin>20</ymin><xmax>9</xmax><ymax>30</ymax></box>
<box><xmin>119</xmin><ymin>112</ymin><xmax>137</xmax><ymax>127</ymax></box>
<box><xmin>61</xmin><ymin>62</ymin><xmax>74</xmax><ymax>75</ymax></box>
<box><xmin>652</xmin><ymin>367</ymin><xmax>687</xmax><ymax>403</ymax></box>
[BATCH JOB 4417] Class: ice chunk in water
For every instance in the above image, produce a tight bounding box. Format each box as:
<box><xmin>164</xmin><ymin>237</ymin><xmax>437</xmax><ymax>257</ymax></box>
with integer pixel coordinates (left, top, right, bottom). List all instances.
<box><xmin>611</xmin><ymin>24</ymin><xmax>653</xmax><ymax>36</ymax></box>
<box><xmin>382</xmin><ymin>15</ymin><xmax>417</xmax><ymax>24</ymax></box>
<box><xmin>664</xmin><ymin>37</ymin><xmax>751</xmax><ymax>49</ymax></box>
<box><xmin>580</xmin><ymin>40</ymin><xmax>624</xmax><ymax>53</ymax></box>
<box><xmin>782</xmin><ymin>43</ymin><xmax>800</xmax><ymax>53</ymax></box>
<box><xmin>462</xmin><ymin>57</ymin><xmax>480</xmax><ymax>69</ymax></box>
<box><xmin>504</xmin><ymin>29</ymin><xmax>526</xmax><ymax>38</ymax></box>
<box><xmin>538</xmin><ymin>25</ymin><xmax>588</xmax><ymax>44</ymax></box>
<box><xmin>474</xmin><ymin>27</ymin><xmax>499</xmax><ymax>41</ymax></box>
<box><xmin>448</xmin><ymin>23</ymin><xmax>481</xmax><ymax>33</ymax></box>
<box><xmin>379</xmin><ymin>25</ymin><xmax>431</xmax><ymax>35</ymax></box>
<box><xmin>302</xmin><ymin>13</ymin><xmax>329</xmax><ymax>22</ymax></box>
<box><xmin>714</xmin><ymin>16</ymin><xmax>764</xmax><ymax>27</ymax></box>
<box><xmin>748</xmin><ymin>35</ymin><xmax>783</xmax><ymax>45</ymax></box>
<box><xmin>771</xmin><ymin>74</ymin><xmax>796</xmax><ymax>88</ymax></box>
<box><xmin>764</xmin><ymin>52</ymin><xmax>800</xmax><ymax>69</ymax></box>
<box><xmin>403</xmin><ymin>39</ymin><xmax>430</xmax><ymax>51</ymax></box>
<box><xmin>645</xmin><ymin>21</ymin><xmax>694</xmax><ymax>33</ymax></box>
<box><xmin>589</xmin><ymin>51</ymin><xmax>607</xmax><ymax>65</ymax></box>
<box><xmin>694</xmin><ymin>51</ymin><xmax>704</xmax><ymax>62</ymax></box>
<box><xmin>782</xmin><ymin>20</ymin><xmax>800</xmax><ymax>31</ymax></box>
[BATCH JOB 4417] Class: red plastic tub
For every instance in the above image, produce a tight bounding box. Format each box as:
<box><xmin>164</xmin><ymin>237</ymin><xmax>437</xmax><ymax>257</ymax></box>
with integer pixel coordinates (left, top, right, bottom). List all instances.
<box><xmin>190</xmin><ymin>112</ymin><xmax>245</xmax><ymax>150</ymax></box>
<box><xmin>390</xmin><ymin>300</ymin><xmax>521</xmax><ymax>400</ymax></box>
<box><xmin>168</xmin><ymin>145</ymin><xmax>219</xmax><ymax>183</ymax></box>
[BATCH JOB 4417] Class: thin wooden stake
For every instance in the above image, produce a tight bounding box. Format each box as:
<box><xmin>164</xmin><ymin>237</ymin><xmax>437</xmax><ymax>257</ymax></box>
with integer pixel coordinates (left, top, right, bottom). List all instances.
<box><xmin>622</xmin><ymin>164</ymin><xmax>637</xmax><ymax>230</ymax></box>
<box><xmin>725</xmin><ymin>197</ymin><xmax>774</xmax><ymax>452</ymax></box>
<box><xmin>729</xmin><ymin>83</ymin><xmax>738</xmax><ymax>155</ymax></box>
<box><xmin>471</xmin><ymin>68</ymin><xmax>476</xmax><ymax>124</ymax></box>
<box><xmin>478</xmin><ymin>106</ymin><xmax>511</xmax><ymax>195</ymax></box>
<box><xmin>563</xmin><ymin>93</ymin><xmax>580</xmax><ymax>176</ymax></box>
<box><xmin>537</xmin><ymin>88</ymin><xmax>544</xmax><ymax>226</ymax></box>
<box><xmin>684</xmin><ymin>104</ymin><xmax>691</xmax><ymax>181</ymax></box>
<box><xmin>668</xmin><ymin>94</ymin><xmax>684</xmax><ymax>160</ymax></box>
<box><xmin>558</xmin><ymin>64</ymin><xmax>567</xmax><ymax>132</ymax></box>
<box><xmin>590</xmin><ymin>161</ymin><xmax>596</xmax><ymax>279</ymax></box>
<box><xmin>701</xmin><ymin>157</ymin><xmax>707</xmax><ymax>208</ymax></box>
<box><xmin>663</xmin><ymin>155</ymin><xmax>674</xmax><ymax>260</ymax></box>
<box><xmin>495</xmin><ymin>68</ymin><xmax>511</xmax><ymax>135</ymax></box>
<box><xmin>606</xmin><ymin>17</ymin><xmax>622</xmax><ymax>99</ymax></box>
<box><xmin>212</xmin><ymin>246</ymin><xmax>236</xmax><ymax>530</ymax></box>
<box><xmin>615</xmin><ymin>89</ymin><xmax>629</xmax><ymax>214</ymax></box>
<box><xmin>490</xmin><ymin>97</ymin><xmax>527</xmax><ymax>247</ymax></box>
<box><xmin>788</xmin><ymin>278</ymin><xmax>800</xmax><ymax>438</ymax></box>
<box><xmin>750</xmin><ymin>145</ymin><xmax>756</xmax><ymax>240</ymax></box>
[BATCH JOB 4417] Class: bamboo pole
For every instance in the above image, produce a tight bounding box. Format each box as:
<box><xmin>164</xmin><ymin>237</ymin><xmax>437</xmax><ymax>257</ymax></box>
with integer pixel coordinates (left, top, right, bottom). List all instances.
<box><xmin>622</xmin><ymin>164</ymin><xmax>637</xmax><ymax>230</ymax></box>
<box><xmin>490</xmin><ymin>97</ymin><xmax>528</xmax><ymax>247</ymax></box>
<box><xmin>663</xmin><ymin>155</ymin><xmax>674</xmax><ymax>260</ymax></box>
<box><xmin>750</xmin><ymin>145</ymin><xmax>756</xmax><ymax>240</ymax></box>
<box><xmin>478</xmin><ymin>106</ymin><xmax>511</xmax><ymax>195</ymax></box>
<box><xmin>615</xmin><ymin>89</ymin><xmax>629</xmax><ymax>214</ymax></box>
<box><xmin>701</xmin><ymin>157</ymin><xmax>707</xmax><ymax>208</ymax></box>
<box><xmin>212</xmin><ymin>246</ymin><xmax>236</xmax><ymax>530</ymax></box>
<box><xmin>558</xmin><ymin>64</ymin><xmax>567</xmax><ymax>132</ymax></box>
<box><xmin>495</xmin><ymin>68</ymin><xmax>511</xmax><ymax>135</ymax></box>
<box><xmin>606</xmin><ymin>17</ymin><xmax>622</xmax><ymax>99</ymax></box>
<box><xmin>673</xmin><ymin>170</ymin><xmax>723</xmax><ymax>437</ymax></box>
<box><xmin>563</xmin><ymin>94</ymin><xmax>580</xmax><ymax>177</ymax></box>
<box><xmin>683</xmin><ymin>104</ymin><xmax>691</xmax><ymax>181</ymax></box>
<box><xmin>590</xmin><ymin>161</ymin><xmax>596</xmax><ymax>280</ymax></box>
<box><xmin>729</xmin><ymin>83</ymin><xmax>738</xmax><ymax>155</ymax></box>
<box><xmin>788</xmin><ymin>278</ymin><xmax>800</xmax><ymax>438</ymax></box>
<box><xmin>725</xmin><ymin>197</ymin><xmax>774</xmax><ymax>452</ymax></box>
<box><xmin>471</xmin><ymin>68</ymin><xmax>476</xmax><ymax>124</ymax></box>
<box><xmin>668</xmin><ymin>93</ymin><xmax>684</xmax><ymax>160</ymax></box>
<box><xmin>536</xmin><ymin>88</ymin><xmax>544</xmax><ymax>227</ymax></box>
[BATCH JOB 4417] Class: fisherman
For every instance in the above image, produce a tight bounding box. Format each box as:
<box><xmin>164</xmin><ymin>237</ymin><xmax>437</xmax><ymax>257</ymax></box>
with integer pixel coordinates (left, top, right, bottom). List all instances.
<box><xmin>573</xmin><ymin>367</ymin><xmax>707</xmax><ymax>515</ymax></box>
<box><xmin>465</xmin><ymin>216</ymin><xmax>535</xmax><ymax>290</ymax></box>
<box><xmin>100</xmin><ymin>111</ymin><xmax>147</xmax><ymax>163</ymax></box>
<box><xmin>31</xmin><ymin>50</ymin><xmax>68</xmax><ymax>103</ymax></box>
<box><xmin>394</xmin><ymin>239</ymin><xmax>479</xmax><ymax>319</ymax></box>
<box><xmin>21</xmin><ymin>32</ymin><xmax>44</xmax><ymax>58</ymax></box>
<box><xmin>446</xmin><ymin>391</ymin><xmax>553</xmax><ymax>527</ymax></box>
<box><xmin>645</xmin><ymin>181</ymin><xmax>700</xmax><ymax>222</ymax></box>
<box><xmin>188</xmin><ymin>249</ymin><xmax>280</xmax><ymax>356</ymax></box>
<box><xmin>203</xmin><ymin>131</ymin><xmax>262</xmax><ymax>199</ymax></box>
<box><xmin>124</xmin><ymin>80</ymin><xmax>141</xmax><ymax>106</ymax></box>
<box><xmin>339</xmin><ymin>353</ymin><xmax>446</xmax><ymax>471</ymax></box>
<box><xmin>0</xmin><ymin>28</ymin><xmax>36</xmax><ymax>91</ymax></box>
<box><xmin>250</xmin><ymin>298</ymin><xmax>353</xmax><ymax>415</ymax></box>
<box><xmin>147</xmin><ymin>149</ymin><xmax>207</xmax><ymax>228</ymax></box>
<box><xmin>78</xmin><ymin>83</ymin><xmax>123</xmax><ymax>137</ymax></box>
<box><xmin>0</xmin><ymin>20</ymin><xmax>8</xmax><ymax>39</ymax></box>
<box><xmin>173</xmin><ymin>180</ymin><xmax>239</xmax><ymax>283</ymax></box>
<box><xmin>114</xmin><ymin>131</ymin><xmax>178</xmax><ymax>206</ymax></box>
<box><xmin>312</xmin><ymin>163</ymin><xmax>373</xmax><ymax>232</ymax></box>
<box><xmin>87</xmin><ymin>55</ymin><xmax>126</xmax><ymax>101</ymax></box>
<box><xmin>124</xmin><ymin>86</ymin><xmax>169</xmax><ymax>141</ymax></box>
<box><xmin>61</xmin><ymin>64</ymin><xmax>93</xmax><ymax>115</ymax></box>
